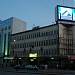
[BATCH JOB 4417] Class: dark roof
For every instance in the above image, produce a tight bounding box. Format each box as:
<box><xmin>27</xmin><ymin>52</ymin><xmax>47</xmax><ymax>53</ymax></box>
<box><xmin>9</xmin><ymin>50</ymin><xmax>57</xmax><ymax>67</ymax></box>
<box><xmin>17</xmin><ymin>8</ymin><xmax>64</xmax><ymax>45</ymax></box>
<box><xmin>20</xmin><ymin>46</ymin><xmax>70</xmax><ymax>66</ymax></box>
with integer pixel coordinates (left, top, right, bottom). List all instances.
<box><xmin>11</xmin><ymin>24</ymin><xmax>57</xmax><ymax>36</ymax></box>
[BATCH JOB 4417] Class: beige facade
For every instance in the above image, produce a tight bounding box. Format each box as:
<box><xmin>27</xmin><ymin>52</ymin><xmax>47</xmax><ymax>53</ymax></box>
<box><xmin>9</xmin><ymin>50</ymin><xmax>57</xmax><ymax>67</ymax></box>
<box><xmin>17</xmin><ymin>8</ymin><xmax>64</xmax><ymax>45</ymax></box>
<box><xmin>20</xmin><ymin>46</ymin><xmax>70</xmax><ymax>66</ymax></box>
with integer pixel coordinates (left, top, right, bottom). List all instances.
<box><xmin>59</xmin><ymin>24</ymin><xmax>74</xmax><ymax>55</ymax></box>
<box><xmin>10</xmin><ymin>24</ymin><xmax>58</xmax><ymax>58</ymax></box>
<box><xmin>12</xmin><ymin>17</ymin><xmax>27</xmax><ymax>34</ymax></box>
<box><xmin>10</xmin><ymin>23</ymin><xmax>75</xmax><ymax>59</ymax></box>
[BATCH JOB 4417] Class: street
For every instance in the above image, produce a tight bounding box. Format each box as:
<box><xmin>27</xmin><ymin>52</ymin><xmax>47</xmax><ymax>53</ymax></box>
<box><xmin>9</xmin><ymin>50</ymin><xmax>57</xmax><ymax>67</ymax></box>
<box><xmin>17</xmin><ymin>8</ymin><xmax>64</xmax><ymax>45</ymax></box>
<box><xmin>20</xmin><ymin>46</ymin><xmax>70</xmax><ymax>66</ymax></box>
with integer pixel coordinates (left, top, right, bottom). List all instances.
<box><xmin>1</xmin><ymin>70</ymin><xmax>75</xmax><ymax>75</ymax></box>
<box><xmin>1</xmin><ymin>66</ymin><xmax>75</xmax><ymax>75</ymax></box>
<box><xmin>61</xmin><ymin>74</ymin><xmax>75</xmax><ymax>75</ymax></box>
<box><xmin>0</xmin><ymin>71</ymin><xmax>41</xmax><ymax>75</ymax></box>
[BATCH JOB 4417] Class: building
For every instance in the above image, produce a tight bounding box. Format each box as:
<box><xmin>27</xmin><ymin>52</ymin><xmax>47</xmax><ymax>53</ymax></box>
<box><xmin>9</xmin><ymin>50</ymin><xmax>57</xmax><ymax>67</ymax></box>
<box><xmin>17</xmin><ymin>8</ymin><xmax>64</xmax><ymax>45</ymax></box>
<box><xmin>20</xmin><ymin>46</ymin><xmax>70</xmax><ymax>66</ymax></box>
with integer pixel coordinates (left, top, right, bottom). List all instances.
<box><xmin>0</xmin><ymin>17</ymin><xmax>27</xmax><ymax>63</ymax></box>
<box><xmin>10</xmin><ymin>23</ymin><xmax>75</xmax><ymax>69</ymax></box>
<box><xmin>9</xmin><ymin>5</ymin><xmax>75</xmax><ymax>69</ymax></box>
<box><xmin>10</xmin><ymin>25</ymin><xmax>58</xmax><ymax>66</ymax></box>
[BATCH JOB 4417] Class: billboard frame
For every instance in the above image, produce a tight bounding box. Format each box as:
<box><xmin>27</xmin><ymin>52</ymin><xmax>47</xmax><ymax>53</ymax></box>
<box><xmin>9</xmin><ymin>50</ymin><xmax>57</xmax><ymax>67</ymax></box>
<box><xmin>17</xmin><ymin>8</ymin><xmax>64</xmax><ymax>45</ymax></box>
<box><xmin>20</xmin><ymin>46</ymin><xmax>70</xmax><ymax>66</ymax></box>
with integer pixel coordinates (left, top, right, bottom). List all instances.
<box><xmin>55</xmin><ymin>5</ymin><xmax>75</xmax><ymax>22</ymax></box>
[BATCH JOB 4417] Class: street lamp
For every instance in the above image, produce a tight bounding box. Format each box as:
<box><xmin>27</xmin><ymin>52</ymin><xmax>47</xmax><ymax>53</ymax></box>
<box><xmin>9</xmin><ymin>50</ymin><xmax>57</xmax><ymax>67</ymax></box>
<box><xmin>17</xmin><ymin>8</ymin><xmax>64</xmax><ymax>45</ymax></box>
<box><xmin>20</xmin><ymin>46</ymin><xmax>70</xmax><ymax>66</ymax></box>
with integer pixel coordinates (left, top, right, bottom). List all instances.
<box><xmin>14</xmin><ymin>39</ymin><xmax>16</xmax><ymax>42</ymax></box>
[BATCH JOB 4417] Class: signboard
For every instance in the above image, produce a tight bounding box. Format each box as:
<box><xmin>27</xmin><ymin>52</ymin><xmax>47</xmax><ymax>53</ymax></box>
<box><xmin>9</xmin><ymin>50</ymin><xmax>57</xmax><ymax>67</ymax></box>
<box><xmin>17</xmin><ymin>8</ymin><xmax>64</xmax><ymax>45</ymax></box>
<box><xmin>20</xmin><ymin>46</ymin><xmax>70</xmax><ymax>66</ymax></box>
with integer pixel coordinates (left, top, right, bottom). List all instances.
<box><xmin>29</xmin><ymin>53</ymin><xmax>37</xmax><ymax>57</ymax></box>
<box><xmin>55</xmin><ymin>5</ymin><xmax>75</xmax><ymax>22</ymax></box>
<box><xmin>0</xmin><ymin>19</ymin><xmax>11</xmax><ymax>26</ymax></box>
<box><xmin>68</xmin><ymin>55</ymin><xmax>75</xmax><ymax>60</ymax></box>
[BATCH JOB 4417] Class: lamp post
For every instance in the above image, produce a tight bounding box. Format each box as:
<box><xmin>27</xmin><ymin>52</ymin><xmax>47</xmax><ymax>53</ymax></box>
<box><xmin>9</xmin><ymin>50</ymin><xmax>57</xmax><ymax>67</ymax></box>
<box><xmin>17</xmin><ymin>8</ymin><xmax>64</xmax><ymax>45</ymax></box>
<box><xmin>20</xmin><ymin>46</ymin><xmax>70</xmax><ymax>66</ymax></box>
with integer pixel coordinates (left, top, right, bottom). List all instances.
<box><xmin>23</xmin><ymin>48</ymin><xmax>26</xmax><ymax>65</ymax></box>
<box><xmin>14</xmin><ymin>54</ymin><xmax>18</xmax><ymax>65</ymax></box>
<box><xmin>40</xmin><ymin>47</ymin><xmax>43</xmax><ymax>65</ymax></box>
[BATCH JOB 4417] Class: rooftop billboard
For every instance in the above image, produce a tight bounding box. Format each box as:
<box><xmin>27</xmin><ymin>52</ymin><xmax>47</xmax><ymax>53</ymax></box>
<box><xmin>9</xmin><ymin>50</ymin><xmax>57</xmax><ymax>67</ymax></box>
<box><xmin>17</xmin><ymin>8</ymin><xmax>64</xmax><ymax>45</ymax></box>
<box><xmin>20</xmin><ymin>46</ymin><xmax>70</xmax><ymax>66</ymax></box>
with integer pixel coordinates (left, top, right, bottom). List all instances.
<box><xmin>55</xmin><ymin>5</ymin><xmax>75</xmax><ymax>22</ymax></box>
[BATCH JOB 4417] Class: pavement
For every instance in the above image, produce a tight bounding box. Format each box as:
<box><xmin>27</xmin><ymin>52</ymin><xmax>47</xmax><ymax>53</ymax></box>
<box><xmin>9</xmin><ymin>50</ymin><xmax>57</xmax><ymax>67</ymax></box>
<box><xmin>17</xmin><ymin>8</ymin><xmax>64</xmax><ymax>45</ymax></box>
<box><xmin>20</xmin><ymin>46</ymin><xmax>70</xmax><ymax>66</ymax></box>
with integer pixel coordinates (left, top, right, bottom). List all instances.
<box><xmin>0</xmin><ymin>67</ymin><xmax>75</xmax><ymax>75</ymax></box>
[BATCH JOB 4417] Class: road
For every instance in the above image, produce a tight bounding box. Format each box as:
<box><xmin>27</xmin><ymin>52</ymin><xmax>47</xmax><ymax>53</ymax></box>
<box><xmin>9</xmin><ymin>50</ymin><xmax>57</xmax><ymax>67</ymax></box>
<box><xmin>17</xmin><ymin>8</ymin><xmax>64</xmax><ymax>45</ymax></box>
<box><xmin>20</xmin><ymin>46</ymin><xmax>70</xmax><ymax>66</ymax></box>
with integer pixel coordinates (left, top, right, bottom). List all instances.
<box><xmin>61</xmin><ymin>74</ymin><xmax>75</xmax><ymax>75</ymax></box>
<box><xmin>0</xmin><ymin>67</ymin><xmax>75</xmax><ymax>75</ymax></box>
<box><xmin>1</xmin><ymin>71</ymin><xmax>75</xmax><ymax>75</ymax></box>
<box><xmin>0</xmin><ymin>71</ymin><xmax>42</xmax><ymax>75</ymax></box>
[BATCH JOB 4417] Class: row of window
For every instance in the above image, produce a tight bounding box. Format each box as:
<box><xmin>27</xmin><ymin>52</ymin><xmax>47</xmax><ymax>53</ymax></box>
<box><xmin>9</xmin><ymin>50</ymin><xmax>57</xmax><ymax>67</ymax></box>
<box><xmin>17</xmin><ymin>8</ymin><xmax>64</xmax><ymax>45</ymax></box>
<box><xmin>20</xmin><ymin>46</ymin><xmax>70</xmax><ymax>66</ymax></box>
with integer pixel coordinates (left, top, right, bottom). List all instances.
<box><xmin>60</xmin><ymin>48</ymin><xmax>73</xmax><ymax>55</ymax></box>
<box><xmin>1</xmin><ymin>25</ymin><xmax>11</xmax><ymax>31</ymax></box>
<box><xmin>10</xmin><ymin>49</ymin><xmax>58</xmax><ymax>56</ymax></box>
<box><xmin>11</xmin><ymin>39</ymin><xmax>58</xmax><ymax>49</ymax></box>
<box><xmin>12</xmin><ymin>30</ymin><xmax>58</xmax><ymax>41</ymax></box>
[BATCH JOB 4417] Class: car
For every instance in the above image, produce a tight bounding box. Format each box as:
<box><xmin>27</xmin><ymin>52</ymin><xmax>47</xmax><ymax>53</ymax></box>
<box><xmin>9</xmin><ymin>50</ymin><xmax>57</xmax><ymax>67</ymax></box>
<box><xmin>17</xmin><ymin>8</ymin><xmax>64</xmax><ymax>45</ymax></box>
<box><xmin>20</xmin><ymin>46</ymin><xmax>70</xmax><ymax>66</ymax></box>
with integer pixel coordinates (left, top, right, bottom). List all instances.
<box><xmin>14</xmin><ymin>64</ymin><xmax>23</xmax><ymax>69</ymax></box>
<box><xmin>25</xmin><ymin>65</ymin><xmax>38</xmax><ymax>70</ymax></box>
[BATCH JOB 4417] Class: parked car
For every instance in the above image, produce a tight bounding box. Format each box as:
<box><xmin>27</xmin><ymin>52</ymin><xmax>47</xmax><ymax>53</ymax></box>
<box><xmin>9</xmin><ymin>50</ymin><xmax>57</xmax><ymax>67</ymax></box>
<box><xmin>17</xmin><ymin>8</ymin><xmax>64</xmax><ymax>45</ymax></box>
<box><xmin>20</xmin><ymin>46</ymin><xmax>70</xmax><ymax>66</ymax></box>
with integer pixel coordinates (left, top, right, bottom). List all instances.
<box><xmin>14</xmin><ymin>64</ymin><xmax>23</xmax><ymax>69</ymax></box>
<box><xmin>25</xmin><ymin>65</ymin><xmax>38</xmax><ymax>70</ymax></box>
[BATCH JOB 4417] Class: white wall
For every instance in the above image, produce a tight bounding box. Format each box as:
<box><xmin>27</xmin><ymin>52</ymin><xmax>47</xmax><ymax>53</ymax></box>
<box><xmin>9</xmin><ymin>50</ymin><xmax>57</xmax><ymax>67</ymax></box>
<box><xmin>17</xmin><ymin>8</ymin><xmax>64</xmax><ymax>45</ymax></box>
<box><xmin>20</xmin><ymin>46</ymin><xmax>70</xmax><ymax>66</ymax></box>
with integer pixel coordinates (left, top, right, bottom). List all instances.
<box><xmin>12</xmin><ymin>17</ymin><xmax>27</xmax><ymax>34</ymax></box>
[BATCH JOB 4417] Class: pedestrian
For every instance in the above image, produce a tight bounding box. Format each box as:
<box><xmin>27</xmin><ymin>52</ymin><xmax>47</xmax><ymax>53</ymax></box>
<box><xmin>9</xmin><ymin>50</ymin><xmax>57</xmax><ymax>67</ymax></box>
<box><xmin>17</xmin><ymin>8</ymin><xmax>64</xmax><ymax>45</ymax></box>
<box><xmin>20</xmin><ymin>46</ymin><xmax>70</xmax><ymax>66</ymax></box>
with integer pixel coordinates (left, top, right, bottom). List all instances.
<box><xmin>16</xmin><ymin>66</ymin><xmax>18</xmax><ymax>71</ymax></box>
<box><xmin>34</xmin><ymin>65</ymin><xmax>38</xmax><ymax>71</ymax></box>
<box><xmin>1</xmin><ymin>64</ymin><xmax>3</xmax><ymax>69</ymax></box>
<box><xmin>45</xmin><ymin>64</ymin><xmax>48</xmax><ymax>70</ymax></box>
<box><xmin>57</xmin><ymin>64</ymin><xmax>58</xmax><ymax>69</ymax></box>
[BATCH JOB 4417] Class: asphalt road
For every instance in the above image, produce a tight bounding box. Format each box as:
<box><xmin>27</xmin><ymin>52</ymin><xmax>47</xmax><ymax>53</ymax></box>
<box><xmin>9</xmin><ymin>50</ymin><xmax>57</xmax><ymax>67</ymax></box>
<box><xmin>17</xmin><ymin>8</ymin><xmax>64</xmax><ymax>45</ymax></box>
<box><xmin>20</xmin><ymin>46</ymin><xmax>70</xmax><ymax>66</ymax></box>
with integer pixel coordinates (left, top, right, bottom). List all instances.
<box><xmin>0</xmin><ymin>67</ymin><xmax>75</xmax><ymax>75</ymax></box>
<box><xmin>0</xmin><ymin>71</ymin><xmax>42</xmax><ymax>75</ymax></box>
<box><xmin>1</xmin><ymin>71</ymin><xmax>75</xmax><ymax>75</ymax></box>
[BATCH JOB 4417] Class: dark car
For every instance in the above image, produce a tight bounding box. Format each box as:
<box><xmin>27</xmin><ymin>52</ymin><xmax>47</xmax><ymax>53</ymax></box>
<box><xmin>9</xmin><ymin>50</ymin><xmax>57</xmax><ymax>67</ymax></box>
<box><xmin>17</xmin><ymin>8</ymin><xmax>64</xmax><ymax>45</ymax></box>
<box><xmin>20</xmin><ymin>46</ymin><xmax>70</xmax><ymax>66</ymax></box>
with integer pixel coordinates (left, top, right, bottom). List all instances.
<box><xmin>25</xmin><ymin>65</ymin><xmax>38</xmax><ymax>70</ymax></box>
<box><xmin>14</xmin><ymin>64</ymin><xmax>23</xmax><ymax>69</ymax></box>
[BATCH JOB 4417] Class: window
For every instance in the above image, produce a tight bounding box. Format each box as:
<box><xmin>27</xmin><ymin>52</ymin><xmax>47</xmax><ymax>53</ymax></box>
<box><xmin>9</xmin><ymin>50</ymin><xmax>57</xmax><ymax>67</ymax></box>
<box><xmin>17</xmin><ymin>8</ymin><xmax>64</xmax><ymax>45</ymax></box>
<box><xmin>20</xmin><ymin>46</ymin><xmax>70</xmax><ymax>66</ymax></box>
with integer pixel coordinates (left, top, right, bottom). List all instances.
<box><xmin>51</xmin><ymin>31</ymin><xmax>53</xmax><ymax>35</ymax></box>
<box><xmin>24</xmin><ymin>43</ymin><xmax>26</xmax><ymax>47</ymax></box>
<box><xmin>54</xmin><ymin>30</ymin><xmax>56</xmax><ymax>34</ymax></box>
<box><xmin>48</xmin><ymin>30</ymin><xmax>51</xmax><ymax>35</ymax></box>
<box><xmin>27</xmin><ymin>35</ymin><xmax>28</xmax><ymax>39</ymax></box>
<box><xmin>5</xmin><ymin>27</ymin><xmax>7</xmax><ymax>30</ymax></box>
<box><xmin>33</xmin><ymin>33</ymin><xmax>36</xmax><ymax>38</ymax></box>
<box><xmin>41</xmin><ymin>41</ymin><xmax>43</xmax><ymax>46</ymax></box>
<box><xmin>39</xmin><ymin>41</ymin><xmax>41</xmax><ymax>46</ymax></box>
<box><xmin>51</xmin><ymin>39</ymin><xmax>53</xmax><ymax>45</ymax></box>
<box><xmin>46</xmin><ymin>40</ymin><xmax>48</xmax><ymax>46</ymax></box>
<box><xmin>0</xmin><ymin>34</ymin><xmax>1</xmax><ymax>43</ymax></box>
<box><xmin>33</xmin><ymin>34</ymin><xmax>35</xmax><ymax>38</ymax></box>
<box><xmin>44</xmin><ymin>41</ymin><xmax>46</xmax><ymax>46</ymax></box>
<box><xmin>38</xmin><ymin>32</ymin><xmax>40</xmax><ymax>37</ymax></box>
<box><xmin>8</xmin><ymin>26</ymin><xmax>11</xmax><ymax>29</ymax></box>
<box><xmin>24</xmin><ymin>35</ymin><xmax>26</xmax><ymax>39</ymax></box>
<box><xmin>46</xmin><ymin>31</ymin><xmax>48</xmax><ymax>36</ymax></box>
<box><xmin>49</xmin><ymin>40</ymin><xmax>51</xmax><ymax>45</ymax></box>
<box><xmin>54</xmin><ymin>39</ymin><xmax>57</xmax><ymax>45</ymax></box>
<box><xmin>2</xmin><ymin>28</ymin><xmax>4</xmax><ymax>31</ymax></box>
<box><xmin>41</xmin><ymin>32</ymin><xmax>43</xmax><ymax>37</ymax></box>
<box><xmin>37</xmin><ymin>41</ymin><xmax>39</xmax><ymax>47</ymax></box>
<box><xmin>29</xmin><ymin>34</ymin><xmax>30</xmax><ymax>39</ymax></box>
<box><xmin>44</xmin><ymin>32</ymin><xmax>46</xmax><ymax>36</ymax></box>
<box><xmin>22</xmin><ymin>36</ymin><xmax>24</xmax><ymax>40</ymax></box>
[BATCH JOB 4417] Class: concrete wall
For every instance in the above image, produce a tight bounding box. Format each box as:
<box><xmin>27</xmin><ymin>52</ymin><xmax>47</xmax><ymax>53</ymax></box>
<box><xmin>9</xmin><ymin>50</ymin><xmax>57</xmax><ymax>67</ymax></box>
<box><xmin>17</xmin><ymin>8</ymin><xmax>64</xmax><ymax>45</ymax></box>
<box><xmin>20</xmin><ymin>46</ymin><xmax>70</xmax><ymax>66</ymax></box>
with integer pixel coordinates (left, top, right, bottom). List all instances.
<box><xmin>59</xmin><ymin>24</ymin><xmax>74</xmax><ymax>55</ymax></box>
<box><xmin>12</xmin><ymin>17</ymin><xmax>27</xmax><ymax>34</ymax></box>
<box><xmin>72</xmin><ymin>25</ymin><xmax>75</xmax><ymax>54</ymax></box>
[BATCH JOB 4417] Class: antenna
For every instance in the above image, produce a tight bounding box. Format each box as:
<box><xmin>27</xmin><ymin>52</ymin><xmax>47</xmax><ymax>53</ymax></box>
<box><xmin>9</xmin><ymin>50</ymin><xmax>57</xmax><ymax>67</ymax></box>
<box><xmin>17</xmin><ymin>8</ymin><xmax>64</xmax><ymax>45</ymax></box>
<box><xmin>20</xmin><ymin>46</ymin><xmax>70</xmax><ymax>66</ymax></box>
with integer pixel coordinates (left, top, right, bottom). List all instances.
<box><xmin>33</xmin><ymin>24</ymin><xmax>35</xmax><ymax>27</ymax></box>
<box><xmin>74</xmin><ymin>0</ymin><xmax>75</xmax><ymax>7</ymax></box>
<box><xmin>63</xmin><ymin>0</ymin><xmax>64</xmax><ymax>5</ymax></box>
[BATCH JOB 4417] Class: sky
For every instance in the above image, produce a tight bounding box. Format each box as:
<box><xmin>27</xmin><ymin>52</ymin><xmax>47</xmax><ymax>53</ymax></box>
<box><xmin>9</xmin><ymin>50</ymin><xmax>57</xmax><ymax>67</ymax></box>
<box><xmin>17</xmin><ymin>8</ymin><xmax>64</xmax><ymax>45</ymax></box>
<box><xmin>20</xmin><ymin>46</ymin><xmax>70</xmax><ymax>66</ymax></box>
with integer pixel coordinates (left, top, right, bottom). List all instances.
<box><xmin>0</xmin><ymin>0</ymin><xmax>74</xmax><ymax>30</ymax></box>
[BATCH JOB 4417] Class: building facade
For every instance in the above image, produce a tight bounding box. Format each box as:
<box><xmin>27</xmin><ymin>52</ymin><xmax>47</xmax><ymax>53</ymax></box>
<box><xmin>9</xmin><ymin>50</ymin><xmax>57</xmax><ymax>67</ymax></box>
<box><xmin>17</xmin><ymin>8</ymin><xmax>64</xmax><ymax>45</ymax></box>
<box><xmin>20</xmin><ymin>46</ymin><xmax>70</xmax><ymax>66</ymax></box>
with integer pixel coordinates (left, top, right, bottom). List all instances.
<box><xmin>10</xmin><ymin>24</ymin><xmax>58</xmax><ymax>57</ymax></box>
<box><xmin>0</xmin><ymin>17</ymin><xmax>26</xmax><ymax>63</ymax></box>
<box><xmin>10</xmin><ymin>23</ymin><xmax>75</xmax><ymax>69</ymax></box>
<box><xmin>9</xmin><ymin>5</ymin><xmax>75</xmax><ymax>69</ymax></box>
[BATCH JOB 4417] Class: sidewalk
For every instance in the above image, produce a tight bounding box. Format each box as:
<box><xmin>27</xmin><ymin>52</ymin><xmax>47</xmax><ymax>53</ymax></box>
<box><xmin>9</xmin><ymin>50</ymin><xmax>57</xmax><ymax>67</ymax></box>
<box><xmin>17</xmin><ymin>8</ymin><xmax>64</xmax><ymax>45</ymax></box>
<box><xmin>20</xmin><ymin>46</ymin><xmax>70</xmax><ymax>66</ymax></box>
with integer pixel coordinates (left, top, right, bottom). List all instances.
<box><xmin>0</xmin><ymin>67</ymin><xmax>75</xmax><ymax>75</ymax></box>
<box><xmin>0</xmin><ymin>67</ymin><xmax>59</xmax><ymax>75</ymax></box>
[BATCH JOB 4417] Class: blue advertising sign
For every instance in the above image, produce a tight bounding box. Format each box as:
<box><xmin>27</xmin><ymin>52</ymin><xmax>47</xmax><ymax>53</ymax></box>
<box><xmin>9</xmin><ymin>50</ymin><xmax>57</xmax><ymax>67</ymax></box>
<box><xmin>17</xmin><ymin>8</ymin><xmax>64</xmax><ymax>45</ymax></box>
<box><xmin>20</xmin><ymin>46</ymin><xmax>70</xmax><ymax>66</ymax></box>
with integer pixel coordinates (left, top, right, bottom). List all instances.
<box><xmin>0</xmin><ymin>19</ymin><xmax>11</xmax><ymax>26</ymax></box>
<box><xmin>56</xmin><ymin>5</ymin><xmax>75</xmax><ymax>21</ymax></box>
